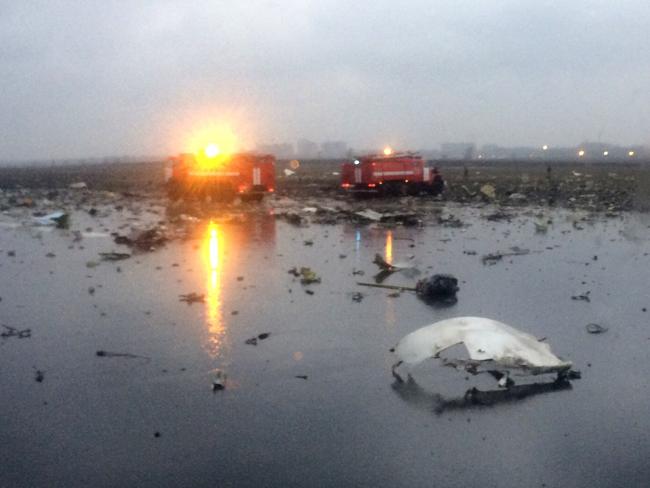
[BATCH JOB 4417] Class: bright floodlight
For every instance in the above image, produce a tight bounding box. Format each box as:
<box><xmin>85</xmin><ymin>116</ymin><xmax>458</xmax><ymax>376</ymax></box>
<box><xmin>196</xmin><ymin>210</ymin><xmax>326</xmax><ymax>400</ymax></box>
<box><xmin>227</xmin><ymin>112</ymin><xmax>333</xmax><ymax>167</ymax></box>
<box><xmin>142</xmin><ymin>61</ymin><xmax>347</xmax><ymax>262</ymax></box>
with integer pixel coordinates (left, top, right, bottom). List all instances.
<box><xmin>603</xmin><ymin>151</ymin><xmax>609</xmax><ymax>156</ymax></box>
<box><xmin>205</xmin><ymin>143</ymin><xmax>220</xmax><ymax>158</ymax></box>
<box><xmin>629</xmin><ymin>150</ymin><xmax>635</xmax><ymax>157</ymax></box>
<box><xmin>383</xmin><ymin>146</ymin><xmax>393</xmax><ymax>156</ymax></box>
<box><xmin>578</xmin><ymin>150</ymin><xmax>585</xmax><ymax>157</ymax></box>
<box><xmin>542</xmin><ymin>145</ymin><xmax>548</xmax><ymax>151</ymax></box>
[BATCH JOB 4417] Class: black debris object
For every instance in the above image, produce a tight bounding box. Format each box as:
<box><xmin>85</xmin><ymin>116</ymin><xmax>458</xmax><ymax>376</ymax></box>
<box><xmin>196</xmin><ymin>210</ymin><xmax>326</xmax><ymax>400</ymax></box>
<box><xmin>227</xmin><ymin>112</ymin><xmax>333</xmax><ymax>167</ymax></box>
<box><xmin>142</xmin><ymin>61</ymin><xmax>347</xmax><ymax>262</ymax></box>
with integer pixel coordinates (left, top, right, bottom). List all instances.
<box><xmin>212</xmin><ymin>370</ymin><xmax>226</xmax><ymax>391</ymax></box>
<box><xmin>586</xmin><ymin>323</ymin><xmax>608</xmax><ymax>334</ymax></box>
<box><xmin>96</xmin><ymin>350</ymin><xmax>151</xmax><ymax>362</ymax></box>
<box><xmin>245</xmin><ymin>332</ymin><xmax>271</xmax><ymax>345</ymax></box>
<box><xmin>179</xmin><ymin>292</ymin><xmax>205</xmax><ymax>304</ymax></box>
<box><xmin>99</xmin><ymin>252</ymin><xmax>131</xmax><ymax>261</ymax></box>
<box><xmin>1</xmin><ymin>325</ymin><xmax>31</xmax><ymax>339</ymax></box>
<box><xmin>415</xmin><ymin>274</ymin><xmax>459</xmax><ymax>304</ymax></box>
<box><xmin>571</xmin><ymin>292</ymin><xmax>591</xmax><ymax>303</ymax></box>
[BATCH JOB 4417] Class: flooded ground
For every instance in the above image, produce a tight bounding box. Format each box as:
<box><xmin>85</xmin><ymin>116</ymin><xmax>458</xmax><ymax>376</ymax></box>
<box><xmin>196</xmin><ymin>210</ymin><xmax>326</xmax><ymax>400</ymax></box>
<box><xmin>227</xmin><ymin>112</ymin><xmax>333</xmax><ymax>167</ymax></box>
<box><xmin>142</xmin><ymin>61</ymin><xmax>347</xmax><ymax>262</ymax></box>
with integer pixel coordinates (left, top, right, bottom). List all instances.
<box><xmin>2</xmin><ymin>201</ymin><xmax>650</xmax><ymax>487</ymax></box>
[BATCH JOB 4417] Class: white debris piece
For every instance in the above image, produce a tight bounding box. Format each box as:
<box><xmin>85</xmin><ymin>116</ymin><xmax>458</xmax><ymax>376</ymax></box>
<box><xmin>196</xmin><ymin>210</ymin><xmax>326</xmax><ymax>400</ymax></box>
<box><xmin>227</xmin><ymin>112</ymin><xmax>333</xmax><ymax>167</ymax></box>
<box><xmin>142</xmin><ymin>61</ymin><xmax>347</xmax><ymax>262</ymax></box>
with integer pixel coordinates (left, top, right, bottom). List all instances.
<box><xmin>69</xmin><ymin>181</ymin><xmax>87</xmax><ymax>189</ymax></box>
<box><xmin>33</xmin><ymin>211</ymin><xmax>67</xmax><ymax>226</ymax></box>
<box><xmin>283</xmin><ymin>169</ymin><xmax>295</xmax><ymax>177</ymax></box>
<box><xmin>355</xmin><ymin>209</ymin><xmax>383</xmax><ymax>221</ymax></box>
<box><xmin>394</xmin><ymin>317</ymin><xmax>571</xmax><ymax>375</ymax></box>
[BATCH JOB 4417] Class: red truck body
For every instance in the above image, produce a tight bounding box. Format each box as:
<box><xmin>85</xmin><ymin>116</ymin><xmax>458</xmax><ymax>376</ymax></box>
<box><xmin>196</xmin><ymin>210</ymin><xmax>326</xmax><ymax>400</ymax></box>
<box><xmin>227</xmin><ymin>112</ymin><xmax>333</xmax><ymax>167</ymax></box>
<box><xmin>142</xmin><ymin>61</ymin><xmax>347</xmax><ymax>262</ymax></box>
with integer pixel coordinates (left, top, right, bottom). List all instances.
<box><xmin>166</xmin><ymin>152</ymin><xmax>275</xmax><ymax>200</ymax></box>
<box><xmin>341</xmin><ymin>153</ymin><xmax>443</xmax><ymax>195</ymax></box>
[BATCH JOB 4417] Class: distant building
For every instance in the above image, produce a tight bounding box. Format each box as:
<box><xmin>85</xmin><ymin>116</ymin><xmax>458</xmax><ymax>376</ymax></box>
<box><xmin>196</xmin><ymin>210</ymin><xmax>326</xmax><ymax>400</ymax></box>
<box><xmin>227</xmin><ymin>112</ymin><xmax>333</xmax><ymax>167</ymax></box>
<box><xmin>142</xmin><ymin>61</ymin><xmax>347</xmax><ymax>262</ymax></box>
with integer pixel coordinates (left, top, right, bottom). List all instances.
<box><xmin>320</xmin><ymin>141</ymin><xmax>348</xmax><ymax>159</ymax></box>
<box><xmin>440</xmin><ymin>143</ymin><xmax>476</xmax><ymax>160</ymax></box>
<box><xmin>256</xmin><ymin>143</ymin><xmax>294</xmax><ymax>159</ymax></box>
<box><xmin>296</xmin><ymin>139</ymin><xmax>319</xmax><ymax>159</ymax></box>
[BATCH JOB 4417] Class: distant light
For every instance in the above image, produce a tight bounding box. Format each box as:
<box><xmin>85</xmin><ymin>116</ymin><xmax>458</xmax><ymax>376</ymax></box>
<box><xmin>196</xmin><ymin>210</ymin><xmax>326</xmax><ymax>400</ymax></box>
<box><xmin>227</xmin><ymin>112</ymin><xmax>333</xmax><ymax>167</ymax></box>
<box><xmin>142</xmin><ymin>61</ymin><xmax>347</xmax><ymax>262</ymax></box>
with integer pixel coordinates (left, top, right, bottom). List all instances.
<box><xmin>578</xmin><ymin>150</ymin><xmax>585</xmax><ymax>157</ymax></box>
<box><xmin>205</xmin><ymin>143</ymin><xmax>220</xmax><ymax>158</ymax></box>
<box><xmin>629</xmin><ymin>150</ymin><xmax>635</xmax><ymax>157</ymax></box>
<box><xmin>478</xmin><ymin>154</ymin><xmax>483</xmax><ymax>159</ymax></box>
<box><xmin>542</xmin><ymin>145</ymin><xmax>548</xmax><ymax>151</ymax></box>
<box><xmin>383</xmin><ymin>146</ymin><xmax>393</xmax><ymax>156</ymax></box>
<box><xmin>603</xmin><ymin>151</ymin><xmax>609</xmax><ymax>156</ymax></box>
<box><xmin>353</xmin><ymin>159</ymin><xmax>360</xmax><ymax>165</ymax></box>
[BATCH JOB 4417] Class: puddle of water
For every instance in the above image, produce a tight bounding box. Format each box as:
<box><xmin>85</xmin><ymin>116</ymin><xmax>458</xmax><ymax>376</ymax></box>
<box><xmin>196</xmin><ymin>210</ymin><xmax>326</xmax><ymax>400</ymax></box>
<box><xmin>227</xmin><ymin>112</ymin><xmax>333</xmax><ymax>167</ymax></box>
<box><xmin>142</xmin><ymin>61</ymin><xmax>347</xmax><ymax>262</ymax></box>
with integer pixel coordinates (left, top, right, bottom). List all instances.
<box><xmin>1</xmin><ymin>208</ymin><xmax>650</xmax><ymax>487</ymax></box>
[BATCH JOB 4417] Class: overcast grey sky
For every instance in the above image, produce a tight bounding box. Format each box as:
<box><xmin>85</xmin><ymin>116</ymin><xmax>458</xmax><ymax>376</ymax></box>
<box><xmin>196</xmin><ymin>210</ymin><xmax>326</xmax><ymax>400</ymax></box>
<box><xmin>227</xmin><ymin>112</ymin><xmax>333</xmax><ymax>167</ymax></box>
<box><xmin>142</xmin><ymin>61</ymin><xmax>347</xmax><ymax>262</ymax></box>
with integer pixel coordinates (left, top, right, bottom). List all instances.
<box><xmin>1</xmin><ymin>0</ymin><xmax>649</xmax><ymax>159</ymax></box>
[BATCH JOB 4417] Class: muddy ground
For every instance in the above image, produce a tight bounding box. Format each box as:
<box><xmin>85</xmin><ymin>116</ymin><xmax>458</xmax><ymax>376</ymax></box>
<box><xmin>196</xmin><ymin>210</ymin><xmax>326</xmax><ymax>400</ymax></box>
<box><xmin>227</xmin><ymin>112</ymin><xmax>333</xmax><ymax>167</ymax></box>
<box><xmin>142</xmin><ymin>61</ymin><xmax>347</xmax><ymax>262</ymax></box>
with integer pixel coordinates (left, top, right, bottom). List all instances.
<box><xmin>1</xmin><ymin>159</ymin><xmax>650</xmax><ymax>212</ymax></box>
<box><xmin>1</xmin><ymin>162</ymin><xmax>650</xmax><ymax>487</ymax></box>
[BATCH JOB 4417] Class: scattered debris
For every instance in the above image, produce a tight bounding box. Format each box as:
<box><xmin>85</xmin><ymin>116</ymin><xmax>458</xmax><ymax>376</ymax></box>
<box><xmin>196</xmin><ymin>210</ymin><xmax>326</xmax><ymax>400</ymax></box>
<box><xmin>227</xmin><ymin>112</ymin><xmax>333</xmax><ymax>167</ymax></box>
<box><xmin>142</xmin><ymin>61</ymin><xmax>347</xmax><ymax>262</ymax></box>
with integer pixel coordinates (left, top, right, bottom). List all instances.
<box><xmin>33</xmin><ymin>211</ymin><xmax>70</xmax><ymax>229</ymax></box>
<box><xmin>277</xmin><ymin>212</ymin><xmax>303</xmax><ymax>226</ymax></box>
<box><xmin>482</xmin><ymin>247</ymin><xmax>531</xmax><ymax>265</ymax></box>
<box><xmin>355</xmin><ymin>209</ymin><xmax>383</xmax><ymax>222</ymax></box>
<box><xmin>571</xmin><ymin>292</ymin><xmax>591</xmax><ymax>303</ymax></box>
<box><xmin>212</xmin><ymin>369</ymin><xmax>226</xmax><ymax>391</ymax></box>
<box><xmin>485</xmin><ymin>210</ymin><xmax>512</xmax><ymax>222</ymax></box>
<box><xmin>179</xmin><ymin>292</ymin><xmax>205</xmax><ymax>304</ymax></box>
<box><xmin>351</xmin><ymin>292</ymin><xmax>364</xmax><ymax>302</ymax></box>
<box><xmin>295</xmin><ymin>375</ymin><xmax>308</xmax><ymax>380</ymax></box>
<box><xmin>534</xmin><ymin>222</ymin><xmax>549</xmax><ymax>233</ymax></box>
<box><xmin>95</xmin><ymin>350</ymin><xmax>151</xmax><ymax>362</ymax></box>
<box><xmin>373</xmin><ymin>253</ymin><xmax>398</xmax><ymax>272</ymax></box>
<box><xmin>479</xmin><ymin>184</ymin><xmax>496</xmax><ymax>200</ymax></box>
<box><xmin>245</xmin><ymin>332</ymin><xmax>271</xmax><ymax>346</ymax></box>
<box><xmin>113</xmin><ymin>227</ymin><xmax>168</xmax><ymax>252</ymax></box>
<box><xmin>288</xmin><ymin>267</ymin><xmax>321</xmax><ymax>285</ymax></box>
<box><xmin>357</xmin><ymin>273</ymin><xmax>458</xmax><ymax>304</ymax></box>
<box><xmin>99</xmin><ymin>252</ymin><xmax>131</xmax><ymax>261</ymax></box>
<box><xmin>586</xmin><ymin>323</ymin><xmax>608</xmax><ymax>334</ymax></box>
<box><xmin>34</xmin><ymin>370</ymin><xmax>45</xmax><ymax>383</ymax></box>
<box><xmin>1</xmin><ymin>325</ymin><xmax>31</xmax><ymax>339</ymax></box>
<box><xmin>438</xmin><ymin>213</ymin><xmax>464</xmax><ymax>227</ymax></box>
<box><xmin>69</xmin><ymin>181</ymin><xmax>88</xmax><ymax>189</ymax></box>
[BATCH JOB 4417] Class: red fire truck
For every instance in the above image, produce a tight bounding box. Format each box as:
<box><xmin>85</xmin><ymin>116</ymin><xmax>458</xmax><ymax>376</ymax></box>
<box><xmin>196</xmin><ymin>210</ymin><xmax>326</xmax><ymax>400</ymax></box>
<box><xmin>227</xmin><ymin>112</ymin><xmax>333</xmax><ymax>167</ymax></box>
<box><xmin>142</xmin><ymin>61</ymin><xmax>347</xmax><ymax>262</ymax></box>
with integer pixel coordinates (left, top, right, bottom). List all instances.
<box><xmin>165</xmin><ymin>151</ymin><xmax>275</xmax><ymax>201</ymax></box>
<box><xmin>340</xmin><ymin>152</ymin><xmax>444</xmax><ymax>195</ymax></box>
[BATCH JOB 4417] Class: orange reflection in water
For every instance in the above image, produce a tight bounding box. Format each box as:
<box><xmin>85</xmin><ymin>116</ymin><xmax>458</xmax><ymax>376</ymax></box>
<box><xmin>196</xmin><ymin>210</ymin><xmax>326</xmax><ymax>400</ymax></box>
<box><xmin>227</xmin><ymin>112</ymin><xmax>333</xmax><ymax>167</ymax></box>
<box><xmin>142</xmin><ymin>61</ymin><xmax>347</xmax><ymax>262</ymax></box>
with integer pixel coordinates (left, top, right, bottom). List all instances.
<box><xmin>204</xmin><ymin>222</ymin><xmax>225</xmax><ymax>358</ymax></box>
<box><xmin>384</xmin><ymin>230</ymin><xmax>396</xmax><ymax>328</ymax></box>
<box><xmin>385</xmin><ymin>230</ymin><xmax>393</xmax><ymax>264</ymax></box>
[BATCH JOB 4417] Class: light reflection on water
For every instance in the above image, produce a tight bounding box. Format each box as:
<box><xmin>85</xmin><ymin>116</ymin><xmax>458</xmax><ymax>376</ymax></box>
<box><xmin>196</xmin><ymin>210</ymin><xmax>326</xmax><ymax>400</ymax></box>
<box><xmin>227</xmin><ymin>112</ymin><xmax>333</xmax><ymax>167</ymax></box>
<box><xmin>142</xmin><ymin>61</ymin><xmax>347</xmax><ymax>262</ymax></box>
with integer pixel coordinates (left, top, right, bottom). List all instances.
<box><xmin>383</xmin><ymin>230</ymin><xmax>396</xmax><ymax>328</ymax></box>
<box><xmin>198</xmin><ymin>214</ymin><xmax>277</xmax><ymax>360</ymax></box>
<box><xmin>204</xmin><ymin>221</ymin><xmax>227</xmax><ymax>359</ymax></box>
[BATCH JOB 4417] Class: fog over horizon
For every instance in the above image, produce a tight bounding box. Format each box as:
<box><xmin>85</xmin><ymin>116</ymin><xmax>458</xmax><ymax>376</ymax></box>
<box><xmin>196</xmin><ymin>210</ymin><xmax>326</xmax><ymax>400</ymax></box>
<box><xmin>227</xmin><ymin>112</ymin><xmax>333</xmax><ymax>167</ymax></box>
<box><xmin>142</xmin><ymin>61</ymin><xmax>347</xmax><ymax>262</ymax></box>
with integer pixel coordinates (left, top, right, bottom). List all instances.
<box><xmin>1</xmin><ymin>1</ymin><xmax>650</xmax><ymax>160</ymax></box>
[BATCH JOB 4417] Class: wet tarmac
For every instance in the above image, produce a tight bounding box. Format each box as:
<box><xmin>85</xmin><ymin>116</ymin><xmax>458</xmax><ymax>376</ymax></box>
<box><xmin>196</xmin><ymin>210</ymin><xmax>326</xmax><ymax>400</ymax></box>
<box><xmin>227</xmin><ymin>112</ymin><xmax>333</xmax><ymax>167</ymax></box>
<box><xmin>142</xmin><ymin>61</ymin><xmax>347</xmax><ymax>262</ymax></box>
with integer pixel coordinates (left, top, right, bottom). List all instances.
<box><xmin>2</xmin><ymin>204</ymin><xmax>650</xmax><ymax>487</ymax></box>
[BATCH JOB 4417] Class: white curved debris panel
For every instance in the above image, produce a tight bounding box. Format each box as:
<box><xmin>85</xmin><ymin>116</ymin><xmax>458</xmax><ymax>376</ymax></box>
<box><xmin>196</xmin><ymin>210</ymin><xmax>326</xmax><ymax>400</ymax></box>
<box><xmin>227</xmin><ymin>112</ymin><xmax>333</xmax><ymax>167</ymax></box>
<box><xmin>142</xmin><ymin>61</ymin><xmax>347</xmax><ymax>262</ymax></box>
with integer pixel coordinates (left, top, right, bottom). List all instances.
<box><xmin>394</xmin><ymin>317</ymin><xmax>572</xmax><ymax>374</ymax></box>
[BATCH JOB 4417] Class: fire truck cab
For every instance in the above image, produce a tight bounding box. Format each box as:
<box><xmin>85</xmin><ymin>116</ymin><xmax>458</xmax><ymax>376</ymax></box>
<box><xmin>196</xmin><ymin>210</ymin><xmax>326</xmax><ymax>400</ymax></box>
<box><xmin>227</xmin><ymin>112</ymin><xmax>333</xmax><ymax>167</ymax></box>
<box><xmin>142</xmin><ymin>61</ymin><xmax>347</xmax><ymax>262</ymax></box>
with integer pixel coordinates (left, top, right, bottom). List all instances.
<box><xmin>165</xmin><ymin>152</ymin><xmax>275</xmax><ymax>201</ymax></box>
<box><xmin>341</xmin><ymin>152</ymin><xmax>444</xmax><ymax>196</ymax></box>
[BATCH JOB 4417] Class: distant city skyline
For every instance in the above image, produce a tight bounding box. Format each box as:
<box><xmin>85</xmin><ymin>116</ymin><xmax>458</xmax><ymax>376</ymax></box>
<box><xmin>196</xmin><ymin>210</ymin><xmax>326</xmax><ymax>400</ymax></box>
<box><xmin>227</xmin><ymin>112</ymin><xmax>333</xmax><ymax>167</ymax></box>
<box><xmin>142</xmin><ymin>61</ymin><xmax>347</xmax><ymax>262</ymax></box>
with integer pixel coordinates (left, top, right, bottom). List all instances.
<box><xmin>3</xmin><ymin>138</ymin><xmax>646</xmax><ymax>166</ymax></box>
